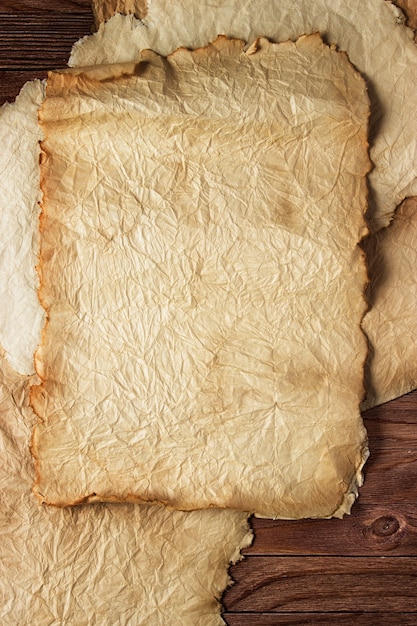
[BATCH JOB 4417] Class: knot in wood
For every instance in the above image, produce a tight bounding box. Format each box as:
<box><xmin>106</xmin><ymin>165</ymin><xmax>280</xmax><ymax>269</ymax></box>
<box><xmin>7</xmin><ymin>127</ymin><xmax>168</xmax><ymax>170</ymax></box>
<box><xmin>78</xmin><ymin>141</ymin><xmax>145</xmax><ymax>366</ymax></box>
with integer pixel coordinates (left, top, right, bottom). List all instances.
<box><xmin>372</xmin><ymin>515</ymin><xmax>400</xmax><ymax>537</ymax></box>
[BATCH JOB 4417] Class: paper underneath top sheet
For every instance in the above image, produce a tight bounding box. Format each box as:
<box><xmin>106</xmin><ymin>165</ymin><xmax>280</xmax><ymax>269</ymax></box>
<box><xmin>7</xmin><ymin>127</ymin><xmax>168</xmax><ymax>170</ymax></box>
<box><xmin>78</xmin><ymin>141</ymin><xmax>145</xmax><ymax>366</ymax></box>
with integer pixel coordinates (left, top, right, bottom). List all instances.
<box><xmin>32</xmin><ymin>35</ymin><xmax>369</xmax><ymax>517</ymax></box>
<box><xmin>70</xmin><ymin>0</ymin><xmax>417</xmax><ymax>231</ymax></box>
<box><xmin>92</xmin><ymin>0</ymin><xmax>147</xmax><ymax>24</ymax></box>
<box><xmin>0</xmin><ymin>81</ymin><xmax>45</xmax><ymax>375</ymax></box>
<box><xmin>362</xmin><ymin>197</ymin><xmax>417</xmax><ymax>410</ymax></box>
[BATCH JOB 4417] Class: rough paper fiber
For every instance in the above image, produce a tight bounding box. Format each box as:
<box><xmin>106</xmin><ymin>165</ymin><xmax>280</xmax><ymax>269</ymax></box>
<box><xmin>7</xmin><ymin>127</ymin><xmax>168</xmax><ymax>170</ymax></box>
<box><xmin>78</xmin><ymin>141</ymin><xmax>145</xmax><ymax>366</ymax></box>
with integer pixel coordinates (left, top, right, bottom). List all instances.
<box><xmin>71</xmin><ymin>0</ymin><xmax>417</xmax><ymax>231</ymax></box>
<box><xmin>31</xmin><ymin>35</ymin><xmax>370</xmax><ymax>517</ymax></box>
<box><xmin>0</xmin><ymin>81</ymin><xmax>252</xmax><ymax>626</ymax></box>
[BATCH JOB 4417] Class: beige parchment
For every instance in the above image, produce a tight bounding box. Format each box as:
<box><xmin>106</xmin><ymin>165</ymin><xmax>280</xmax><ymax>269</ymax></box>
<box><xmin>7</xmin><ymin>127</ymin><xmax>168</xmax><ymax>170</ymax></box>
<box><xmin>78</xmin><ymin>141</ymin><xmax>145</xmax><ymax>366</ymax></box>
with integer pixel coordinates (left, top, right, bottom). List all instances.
<box><xmin>0</xmin><ymin>80</ymin><xmax>252</xmax><ymax>626</ymax></box>
<box><xmin>3</xmin><ymin>2</ymin><xmax>415</xmax><ymax>416</ymax></box>
<box><xmin>31</xmin><ymin>35</ymin><xmax>370</xmax><ymax>516</ymax></box>
<box><xmin>0</xmin><ymin>3</ymin><xmax>414</xmax><ymax>622</ymax></box>
<box><xmin>68</xmin><ymin>0</ymin><xmax>417</xmax><ymax>410</ymax></box>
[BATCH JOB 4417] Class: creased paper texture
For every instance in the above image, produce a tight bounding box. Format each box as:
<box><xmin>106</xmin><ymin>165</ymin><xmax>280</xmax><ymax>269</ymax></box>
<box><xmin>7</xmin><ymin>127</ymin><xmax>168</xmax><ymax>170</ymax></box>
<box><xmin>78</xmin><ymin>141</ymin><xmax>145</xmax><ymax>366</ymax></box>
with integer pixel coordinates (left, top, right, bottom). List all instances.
<box><xmin>0</xmin><ymin>80</ymin><xmax>252</xmax><ymax>626</ymax></box>
<box><xmin>70</xmin><ymin>0</ymin><xmax>417</xmax><ymax>232</ymax></box>
<box><xmin>31</xmin><ymin>35</ymin><xmax>369</xmax><ymax>517</ymax></box>
<box><xmin>69</xmin><ymin>0</ymin><xmax>417</xmax><ymax>410</ymax></box>
<box><xmin>362</xmin><ymin>197</ymin><xmax>417</xmax><ymax>410</ymax></box>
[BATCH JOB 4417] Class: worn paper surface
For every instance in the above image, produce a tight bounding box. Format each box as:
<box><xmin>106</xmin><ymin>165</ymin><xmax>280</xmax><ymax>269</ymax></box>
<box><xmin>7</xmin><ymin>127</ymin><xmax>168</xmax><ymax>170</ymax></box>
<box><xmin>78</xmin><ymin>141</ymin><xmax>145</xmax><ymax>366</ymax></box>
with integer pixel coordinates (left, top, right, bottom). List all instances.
<box><xmin>31</xmin><ymin>35</ymin><xmax>369</xmax><ymax>516</ymax></box>
<box><xmin>0</xmin><ymin>80</ymin><xmax>252</xmax><ymax>626</ymax></box>
<box><xmin>362</xmin><ymin>197</ymin><xmax>417</xmax><ymax>410</ymax></box>
<box><xmin>71</xmin><ymin>0</ymin><xmax>417</xmax><ymax>232</ymax></box>
<box><xmin>62</xmin><ymin>0</ymin><xmax>417</xmax><ymax>408</ymax></box>
<box><xmin>4</xmin><ymin>2</ymin><xmax>416</xmax><ymax>415</ymax></box>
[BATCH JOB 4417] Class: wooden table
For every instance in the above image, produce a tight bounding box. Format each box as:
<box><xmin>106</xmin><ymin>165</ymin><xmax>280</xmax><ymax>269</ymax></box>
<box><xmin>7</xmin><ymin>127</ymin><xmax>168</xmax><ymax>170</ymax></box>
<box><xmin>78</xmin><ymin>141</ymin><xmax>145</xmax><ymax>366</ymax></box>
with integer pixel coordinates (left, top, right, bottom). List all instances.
<box><xmin>1</xmin><ymin>2</ymin><xmax>416</xmax><ymax>623</ymax></box>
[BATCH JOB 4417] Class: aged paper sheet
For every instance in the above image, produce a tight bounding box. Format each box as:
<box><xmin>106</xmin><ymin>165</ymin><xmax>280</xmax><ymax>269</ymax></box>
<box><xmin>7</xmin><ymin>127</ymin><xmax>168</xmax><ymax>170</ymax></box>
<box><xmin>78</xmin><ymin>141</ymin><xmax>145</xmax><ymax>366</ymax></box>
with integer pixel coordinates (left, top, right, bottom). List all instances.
<box><xmin>0</xmin><ymin>80</ymin><xmax>252</xmax><ymax>626</ymax></box>
<box><xmin>70</xmin><ymin>0</ymin><xmax>417</xmax><ymax>410</ymax></box>
<box><xmin>2</xmin><ymin>2</ymin><xmax>415</xmax><ymax>414</ymax></box>
<box><xmin>72</xmin><ymin>0</ymin><xmax>417</xmax><ymax>232</ymax></box>
<box><xmin>31</xmin><ymin>35</ymin><xmax>369</xmax><ymax>516</ymax></box>
<box><xmin>67</xmin><ymin>0</ymin><xmax>417</xmax><ymax>409</ymax></box>
<box><xmin>0</xmin><ymin>3</ymin><xmax>414</xmax><ymax>622</ymax></box>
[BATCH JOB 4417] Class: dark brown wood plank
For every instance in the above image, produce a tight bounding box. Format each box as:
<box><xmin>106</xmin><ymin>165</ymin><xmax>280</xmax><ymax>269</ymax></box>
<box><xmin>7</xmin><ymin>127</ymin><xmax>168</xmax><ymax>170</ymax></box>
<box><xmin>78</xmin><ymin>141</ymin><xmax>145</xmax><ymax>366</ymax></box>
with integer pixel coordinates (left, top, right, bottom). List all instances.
<box><xmin>0</xmin><ymin>5</ymin><xmax>95</xmax><ymax>104</ymax></box>
<box><xmin>364</xmin><ymin>390</ymin><xmax>417</xmax><ymax>425</ymax></box>
<box><xmin>0</xmin><ymin>69</ymin><xmax>46</xmax><ymax>104</ymax></box>
<box><xmin>356</xmin><ymin>394</ymin><xmax>417</xmax><ymax>506</ymax></box>
<box><xmin>0</xmin><ymin>1</ymin><xmax>92</xmax><ymax>13</ymax></box>
<box><xmin>360</xmin><ymin>449</ymin><xmax>417</xmax><ymax>506</ymax></box>
<box><xmin>223</xmin><ymin>557</ymin><xmax>417</xmax><ymax>612</ymax></box>
<box><xmin>0</xmin><ymin>14</ymin><xmax>95</xmax><ymax>70</ymax></box>
<box><xmin>224</xmin><ymin>613</ymin><xmax>417</xmax><ymax>625</ymax></box>
<box><xmin>248</xmin><ymin>504</ymin><xmax>417</xmax><ymax>556</ymax></box>
<box><xmin>365</xmin><ymin>418</ymin><xmax>417</xmax><ymax>450</ymax></box>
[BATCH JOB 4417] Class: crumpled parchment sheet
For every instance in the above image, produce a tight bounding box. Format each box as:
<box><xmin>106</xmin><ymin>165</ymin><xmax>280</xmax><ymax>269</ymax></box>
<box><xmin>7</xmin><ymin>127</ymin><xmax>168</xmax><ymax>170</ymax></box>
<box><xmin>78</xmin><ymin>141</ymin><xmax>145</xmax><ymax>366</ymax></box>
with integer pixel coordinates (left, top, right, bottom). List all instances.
<box><xmin>0</xmin><ymin>80</ymin><xmax>252</xmax><ymax>626</ymax></box>
<box><xmin>362</xmin><ymin>197</ymin><xmax>417</xmax><ymax>410</ymax></box>
<box><xmin>0</xmin><ymin>354</ymin><xmax>252</xmax><ymax>625</ymax></box>
<box><xmin>1</xmin><ymin>2</ymin><xmax>414</xmax><ymax>622</ymax></box>
<box><xmin>71</xmin><ymin>0</ymin><xmax>417</xmax><ymax>232</ymax></box>
<box><xmin>70</xmin><ymin>0</ymin><xmax>417</xmax><ymax>408</ymax></box>
<box><xmin>2</xmin><ymin>2</ymin><xmax>415</xmax><ymax>414</ymax></box>
<box><xmin>70</xmin><ymin>0</ymin><xmax>417</xmax><ymax>410</ymax></box>
<box><xmin>31</xmin><ymin>35</ymin><xmax>370</xmax><ymax>517</ymax></box>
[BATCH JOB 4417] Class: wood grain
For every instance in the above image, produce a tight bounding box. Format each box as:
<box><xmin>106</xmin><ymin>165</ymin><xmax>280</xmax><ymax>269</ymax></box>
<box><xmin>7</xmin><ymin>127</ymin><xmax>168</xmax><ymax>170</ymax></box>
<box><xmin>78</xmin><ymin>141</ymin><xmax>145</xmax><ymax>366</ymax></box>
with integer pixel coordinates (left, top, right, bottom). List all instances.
<box><xmin>1</xmin><ymin>1</ymin><xmax>416</xmax><ymax>623</ymax></box>
<box><xmin>249</xmin><ymin>503</ymin><xmax>417</xmax><ymax>556</ymax></box>
<box><xmin>224</xmin><ymin>613</ymin><xmax>417</xmax><ymax>625</ymax></box>
<box><xmin>224</xmin><ymin>557</ymin><xmax>417</xmax><ymax>612</ymax></box>
<box><xmin>0</xmin><ymin>4</ymin><xmax>94</xmax><ymax>104</ymax></box>
<box><xmin>0</xmin><ymin>70</ymin><xmax>47</xmax><ymax>104</ymax></box>
<box><xmin>0</xmin><ymin>14</ymin><xmax>94</xmax><ymax>71</ymax></box>
<box><xmin>0</xmin><ymin>1</ymin><xmax>92</xmax><ymax>13</ymax></box>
